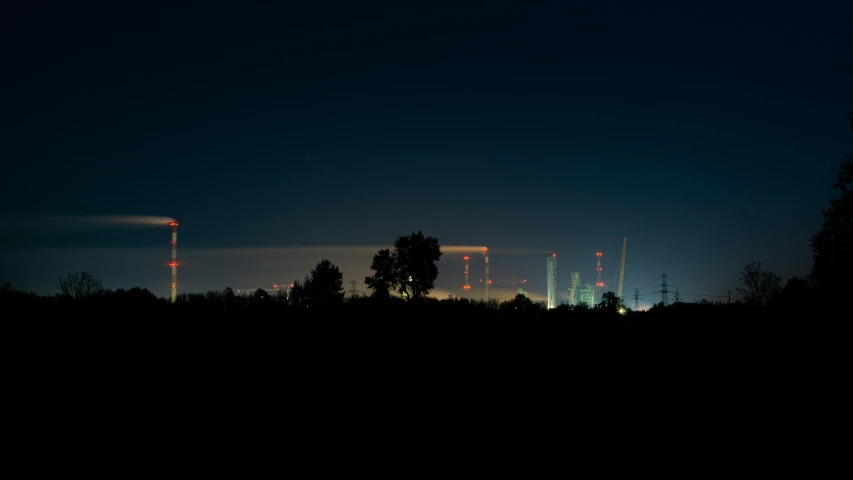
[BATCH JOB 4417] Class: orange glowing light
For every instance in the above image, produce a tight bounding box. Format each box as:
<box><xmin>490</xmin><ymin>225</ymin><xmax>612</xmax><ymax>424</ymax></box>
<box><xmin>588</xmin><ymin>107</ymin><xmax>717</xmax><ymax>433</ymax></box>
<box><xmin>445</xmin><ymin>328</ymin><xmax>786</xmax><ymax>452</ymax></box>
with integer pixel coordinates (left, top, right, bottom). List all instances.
<box><xmin>274</xmin><ymin>284</ymin><xmax>278</xmax><ymax>288</ymax></box>
<box><xmin>290</xmin><ymin>284</ymin><xmax>294</xmax><ymax>288</ymax></box>
<box><xmin>552</xmin><ymin>253</ymin><xmax>556</xmax><ymax>257</ymax></box>
<box><xmin>463</xmin><ymin>256</ymin><xmax>469</xmax><ymax>260</ymax></box>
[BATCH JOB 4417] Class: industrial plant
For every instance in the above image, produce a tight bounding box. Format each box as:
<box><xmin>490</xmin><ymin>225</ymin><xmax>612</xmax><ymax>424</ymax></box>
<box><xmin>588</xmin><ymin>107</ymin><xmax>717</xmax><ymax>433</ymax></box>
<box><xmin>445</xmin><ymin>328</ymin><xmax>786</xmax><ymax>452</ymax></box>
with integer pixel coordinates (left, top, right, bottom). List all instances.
<box><xmin>163</xmin><ymin>220</ymin><xmax>628</xmax><ymax>308</ymax></box>
<box><xmin>459</xmin><ymin>237</ymin><xmax>628</xmax><ymax>310</ymax></box>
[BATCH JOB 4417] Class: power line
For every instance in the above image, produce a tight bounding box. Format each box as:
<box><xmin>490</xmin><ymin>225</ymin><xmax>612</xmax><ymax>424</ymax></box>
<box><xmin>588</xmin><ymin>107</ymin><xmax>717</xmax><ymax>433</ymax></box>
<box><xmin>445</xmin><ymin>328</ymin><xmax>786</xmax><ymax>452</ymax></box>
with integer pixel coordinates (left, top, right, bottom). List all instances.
<box><xmin>669</xmin><ymin>285</ymin><xmax>731</xmax><ymax>292</ymax></box>
<box><xmin>675</xmin><ymin>292</ymin><xmax>741</xmax><ymax>299</ymax></box>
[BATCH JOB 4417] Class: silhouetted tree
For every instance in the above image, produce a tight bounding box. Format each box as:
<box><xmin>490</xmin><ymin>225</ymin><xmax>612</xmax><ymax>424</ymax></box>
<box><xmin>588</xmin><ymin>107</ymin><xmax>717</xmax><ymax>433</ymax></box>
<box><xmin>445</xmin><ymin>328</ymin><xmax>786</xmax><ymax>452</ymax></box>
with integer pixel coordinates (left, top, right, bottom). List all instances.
<box><xmin>364</xmin><ymin>249</ymin><xmax>396</xmax><ymax>299</ymax></box>
<box><xmin>289</xmin><ymin>279</ymin><xmax>310</xmax><ymax>307</ymax></box>
<box><xmin>222</xmin><ymin>287</ymin><xmax>237</xmax><ymax>310</ymax></box>
<box><xmin>501</xmin><ymin>293</ymin><xmax>539</xmax><ymax>311</ymax></box>
<box><xmin>598</xmin><ymin>291</ymin><xmax>621</xmax><ymax>311</ymax></box>
<box><xmin>107</xmin><ymin>287</ymin><xmax>159</xmax><ymax>305</ymax></box>
<box><xmin>304</xmin><ymin>259</ymin><xmax>344</xmax><ymax>307</ymax></box>
<box><xmin>57</xmin><ymin>271</ymin><xmax>104</xmax><ymax>299</ymax></box>
<box><xmin>365</xmin><ymin>231</ymin><xmax>442</xmax><ymax>300</ymax></box>
<box><xmin>736</xmin><ymin>261</ymin><xmax>781</xmax><ymax>307</ymax></box>
<box><xmin>809</xmin><ymin>110</ymin><xmax>853</xmax><ymax>296</ymax></box>
<box><xmin>771</xmin><ymin>276</ymin><xmax>816</xmax><ymax>310</ymax></box>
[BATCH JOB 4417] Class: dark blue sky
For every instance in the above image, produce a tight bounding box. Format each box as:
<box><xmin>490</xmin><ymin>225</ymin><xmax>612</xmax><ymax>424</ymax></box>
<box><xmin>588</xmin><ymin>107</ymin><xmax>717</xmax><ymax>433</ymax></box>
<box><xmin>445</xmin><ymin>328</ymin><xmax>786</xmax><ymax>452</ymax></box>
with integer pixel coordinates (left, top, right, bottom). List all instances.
<box><xmin>1</xmin><ymin>0</ymin><xmax>851</xmax><ymax>304</ymax></box>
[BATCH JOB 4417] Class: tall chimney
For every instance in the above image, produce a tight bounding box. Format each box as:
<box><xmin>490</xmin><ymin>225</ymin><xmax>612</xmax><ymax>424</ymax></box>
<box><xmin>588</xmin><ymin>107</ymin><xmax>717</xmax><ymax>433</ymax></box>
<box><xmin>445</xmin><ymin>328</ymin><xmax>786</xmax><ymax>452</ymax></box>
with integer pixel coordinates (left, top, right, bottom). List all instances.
<box><xmin>169</xmin><ymin>221</ymin><xmax>178</xmax><ymax>303</ymax></box>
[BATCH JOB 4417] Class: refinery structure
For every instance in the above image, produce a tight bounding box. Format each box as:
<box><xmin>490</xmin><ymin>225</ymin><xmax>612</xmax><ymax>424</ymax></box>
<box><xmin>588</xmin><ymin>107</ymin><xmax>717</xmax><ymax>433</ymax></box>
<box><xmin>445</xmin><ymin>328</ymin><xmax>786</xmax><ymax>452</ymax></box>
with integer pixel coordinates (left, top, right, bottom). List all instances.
<box><xmin>459</xmin><ymin>238</ymin><xmax>628</xmax><ymax>310</ymax></box>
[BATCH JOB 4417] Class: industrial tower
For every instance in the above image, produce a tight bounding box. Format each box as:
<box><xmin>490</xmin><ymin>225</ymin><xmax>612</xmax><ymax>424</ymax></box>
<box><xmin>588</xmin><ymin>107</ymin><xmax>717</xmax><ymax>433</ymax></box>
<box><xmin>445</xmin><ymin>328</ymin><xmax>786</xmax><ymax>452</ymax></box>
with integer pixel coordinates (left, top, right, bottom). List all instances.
<box><xmin>169</xmin><ymin>221</ymin><xmax>178</xmax><ymax>303</ymax></box>
<box><xmin>595</xmin><ymin>252</ymin><xmax>604</xmax><ymax>302</ymax></box>
<box><xmin>484</xmin><ymin>247</ymin><xmax>490</xmax><ymax>301</ymax></box>
<box><xmin>660</xmin><ymin>274</ymin><xmax>669</xmax><ymax>306</ymax></box>
<box><xmin>569</xmin><ymin>272</ymin><xmax>580</xmax><ymax>306</ymax></box>
<box><xmin>580</xmin><ymin>283</ymin><xmax>597</xmax><ymax>308</ymax></box>
<box><xmin>633</xmin><ymin>288</ymin><xmax>642</xmax><ymax>311</ymax></box>
<box><xmin>617</xmin><ymin>237</ymin><xmax>627</xmax><ymax>302</ymax></box>
<box><xmin>463</xmin><ymin>256</ymin><xmax>471</xmax><ymax>291</ymax></box>
<box><xmin>546</xmin><ymin>254</ymin><xmax>557</xmax><ymax>309</ymax></box>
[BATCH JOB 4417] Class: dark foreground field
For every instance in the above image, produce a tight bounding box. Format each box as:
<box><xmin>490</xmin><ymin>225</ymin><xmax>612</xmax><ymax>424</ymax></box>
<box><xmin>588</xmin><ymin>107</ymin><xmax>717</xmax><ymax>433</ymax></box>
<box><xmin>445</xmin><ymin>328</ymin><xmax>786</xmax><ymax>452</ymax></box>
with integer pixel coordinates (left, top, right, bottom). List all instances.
<box><xmin>4</xmin><ymin>295</ymin><xmax>840</xmax><ymax>382</ymax></box>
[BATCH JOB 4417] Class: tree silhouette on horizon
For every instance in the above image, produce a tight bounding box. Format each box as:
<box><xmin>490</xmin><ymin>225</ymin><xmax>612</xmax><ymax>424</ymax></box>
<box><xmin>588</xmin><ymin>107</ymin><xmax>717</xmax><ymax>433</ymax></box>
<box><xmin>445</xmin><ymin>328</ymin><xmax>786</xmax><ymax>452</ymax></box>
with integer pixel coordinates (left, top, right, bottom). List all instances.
<box><xmin>366</xmin><ymin>231</ymin><xmax>442</xmax><ymax>300</ymax></box>
<box><xmin>809</xmin><ymin>109</ymin><xmax>853</xmax><ymax>295</ymax></box>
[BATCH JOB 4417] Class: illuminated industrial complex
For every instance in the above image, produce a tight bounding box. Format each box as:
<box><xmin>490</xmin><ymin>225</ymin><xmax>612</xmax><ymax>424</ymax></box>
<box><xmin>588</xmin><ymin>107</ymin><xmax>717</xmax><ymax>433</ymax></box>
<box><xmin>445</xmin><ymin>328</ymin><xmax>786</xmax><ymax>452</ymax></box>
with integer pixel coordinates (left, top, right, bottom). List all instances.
<box><xmin>460</xmin><ymin>238</ymin><xmax>628</xmax><ymax>308</ymax></box>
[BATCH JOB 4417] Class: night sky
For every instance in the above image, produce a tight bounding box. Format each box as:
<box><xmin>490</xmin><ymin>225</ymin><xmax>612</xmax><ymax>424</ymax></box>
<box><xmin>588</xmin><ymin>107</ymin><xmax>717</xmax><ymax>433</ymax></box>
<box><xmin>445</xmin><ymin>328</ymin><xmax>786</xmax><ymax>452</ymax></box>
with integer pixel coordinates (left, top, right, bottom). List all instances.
<box><xmin>1</xmin><ymin>1</ymin><xmax>851</xmax><ymax>307</ymax></box>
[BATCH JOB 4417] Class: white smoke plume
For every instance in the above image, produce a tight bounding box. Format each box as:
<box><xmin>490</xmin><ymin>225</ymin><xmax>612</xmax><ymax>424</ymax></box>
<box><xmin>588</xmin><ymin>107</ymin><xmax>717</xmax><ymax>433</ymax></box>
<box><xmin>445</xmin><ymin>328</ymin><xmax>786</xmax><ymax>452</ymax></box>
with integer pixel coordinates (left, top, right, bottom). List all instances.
<box><xmin>0</xmin><ymin>214</ymin><xmax>176</xmax><ymax>229</ymax></box>
<box><xmin>204</xmin><ymin>246</ymin><xmax>390</xmax><ymax>256</ymax></box>
<box><xmin>441</xmin><ymin>245</ymin><xmax>551</xmax><ymax>255</ymax></box>
<box><xmin>440</xmin><ymin>245</ymin><xmax>487</xmax><ymax>253</ymax></box>
<box><xmin>487</xmin><ymin>248</ymin><xmax>554</xmax><ymax>255</ymax></box>
<box><xmin>77</xmin><ymin>215</ymin><xmax>177</xmax><ymax>227</ymax></box>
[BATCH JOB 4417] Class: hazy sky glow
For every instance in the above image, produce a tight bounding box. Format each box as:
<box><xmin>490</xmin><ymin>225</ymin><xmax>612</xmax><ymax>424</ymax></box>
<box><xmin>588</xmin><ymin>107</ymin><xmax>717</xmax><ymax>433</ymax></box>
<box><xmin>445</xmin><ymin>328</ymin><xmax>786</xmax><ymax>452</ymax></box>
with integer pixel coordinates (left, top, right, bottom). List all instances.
<box><xmin>1</xmin><ymin>1</ymin><xmax>851</xmax><ymax>307</ymax></box>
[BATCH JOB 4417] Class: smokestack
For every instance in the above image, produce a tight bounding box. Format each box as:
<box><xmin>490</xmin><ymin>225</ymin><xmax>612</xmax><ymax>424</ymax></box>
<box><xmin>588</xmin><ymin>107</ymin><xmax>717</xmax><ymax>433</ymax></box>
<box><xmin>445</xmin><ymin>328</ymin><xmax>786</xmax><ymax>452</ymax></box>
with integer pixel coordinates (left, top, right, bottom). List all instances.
<box><xmin>463</xmin><ymin>256</ymin><xmax>470</xmax><ymax>290</ymax></box>
<box><xmin>547</xmin><ymin>253</ymin><xmax>557</xmax><ymax>309</ymax></box>
<box><xmin>484</xmin><ymin>247</ymin><xmax>490</xmax><ymax>302</ymax></box>
<box><xmin>169</xmin><ymin>221</ymin><xmax>178</xmax><ymax>302</ymax></box>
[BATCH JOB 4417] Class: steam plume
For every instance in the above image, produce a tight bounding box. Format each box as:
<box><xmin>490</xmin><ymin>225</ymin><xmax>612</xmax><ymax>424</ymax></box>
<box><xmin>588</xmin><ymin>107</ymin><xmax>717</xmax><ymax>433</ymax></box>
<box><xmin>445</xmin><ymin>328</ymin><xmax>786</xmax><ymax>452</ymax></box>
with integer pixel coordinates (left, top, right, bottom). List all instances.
<box><xmin>0</xmin><ymin>214</ymin><xmax>176</xmax><ymax>230</ymax></box>
<box><xmin>441</xmin><ymin>245</ymin><xmax>487</xmax><ymax>253</ymax></box>
<box><xmin>78</xmin><ymin>215</ymin><xmax>177</xmax><ymax>226</ymax></box>
<box><xmin>441</xmin><ymin>245</ymin><xmax>550</xmax><ymax>255</ymax></box>
<box><xmin>487</xmin><ymin>248</ymin><xmax>553</xmax><ymax>255</ymax></box>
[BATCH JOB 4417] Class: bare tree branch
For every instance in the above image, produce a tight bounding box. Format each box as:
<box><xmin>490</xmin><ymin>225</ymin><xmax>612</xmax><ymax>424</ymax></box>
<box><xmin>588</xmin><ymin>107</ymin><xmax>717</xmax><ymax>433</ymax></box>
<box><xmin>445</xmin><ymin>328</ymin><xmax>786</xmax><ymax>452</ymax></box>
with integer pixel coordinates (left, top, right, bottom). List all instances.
<box><xmin>57</xmin><ymin>271</ymin><xmax>104</xmax><ymax>299</ymax></box>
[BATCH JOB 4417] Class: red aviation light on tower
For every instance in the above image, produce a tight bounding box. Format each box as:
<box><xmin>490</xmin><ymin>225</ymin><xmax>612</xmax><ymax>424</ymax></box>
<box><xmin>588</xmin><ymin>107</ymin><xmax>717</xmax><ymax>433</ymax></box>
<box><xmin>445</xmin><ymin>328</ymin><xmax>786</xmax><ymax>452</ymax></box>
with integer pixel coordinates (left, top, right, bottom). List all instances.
<box><xmin>552</xmin><ymin>253</ymin><xmax>557</xmax><ymax>257</ymax></box>
<box><xmin>169</xmin><ymin>220</ymin><xmax>178</xmax><ymax>304</ymax></box>
<box><xmin>595</xmin><ymin>251</ymin><xmax>604</xmax><ymax>293</ymax></box>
